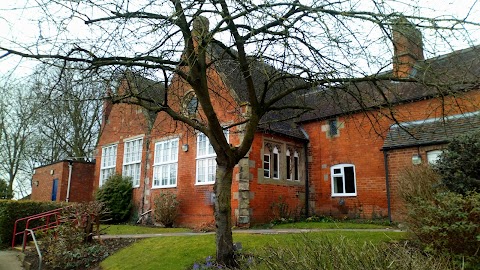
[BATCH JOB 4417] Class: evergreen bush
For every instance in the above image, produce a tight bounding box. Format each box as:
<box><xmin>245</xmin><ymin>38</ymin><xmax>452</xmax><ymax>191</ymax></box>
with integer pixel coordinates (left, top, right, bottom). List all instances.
<box><xmin>95</xmin><ymin>174</ymin><xmax>133</xmax><ymax>223</ymax></box>
<box><xmin>434</xmin><ymin>130</ymin><xmax>480</xmax><ymax>194</ymax></box>
<box><xmin>0</xmin><ymin>200</ymin><xmax>64</xmax><ymax>247</ymax></box>
<box><xmin>404</xmin><ymin>191</ymin><xmax>480</xmax><ymax>269</ymax></box>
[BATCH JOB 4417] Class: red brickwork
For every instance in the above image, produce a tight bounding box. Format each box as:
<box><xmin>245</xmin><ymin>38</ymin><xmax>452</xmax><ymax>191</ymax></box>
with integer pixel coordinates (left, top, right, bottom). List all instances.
<box><xmin>386</xmin><ymin>144</ymin><xmax>447</xmax><ymax>220</ymax></box>
<box><xmin>302</xmin><ymin>90</ymin><xmax>480</xmax><ymax>221</ymax></box>
<box><xmin>32</xmin><ymin>161</ymin><xmax>95</xmax><ymax>202</ymax></box>
<box><xmin>94</xmin><ymin>68</ymin><xmax>307</xmax><ymax>227</ymax></box>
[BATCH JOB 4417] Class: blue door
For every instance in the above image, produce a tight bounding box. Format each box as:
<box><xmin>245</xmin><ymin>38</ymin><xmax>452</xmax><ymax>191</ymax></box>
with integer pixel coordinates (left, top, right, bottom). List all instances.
<box><xmin>51</xmin><ymin>179</ymin><xmax>58</xmax><ymax>201</ymax></box>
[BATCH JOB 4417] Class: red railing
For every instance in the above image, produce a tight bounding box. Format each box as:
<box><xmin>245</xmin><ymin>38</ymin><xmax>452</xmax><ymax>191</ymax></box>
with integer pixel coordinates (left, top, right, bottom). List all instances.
<box><xmin>11</xmin><ymin>208</ymin><xmax>64</xmax><ymax>249</ymax></box>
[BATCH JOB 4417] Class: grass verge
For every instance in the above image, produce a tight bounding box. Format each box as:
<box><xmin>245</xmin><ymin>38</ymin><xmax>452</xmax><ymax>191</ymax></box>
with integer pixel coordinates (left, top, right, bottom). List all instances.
<box><xmin>100</xmin><ymin>231</ymin><xmax>406</xmax><ymax>270</ymax></box>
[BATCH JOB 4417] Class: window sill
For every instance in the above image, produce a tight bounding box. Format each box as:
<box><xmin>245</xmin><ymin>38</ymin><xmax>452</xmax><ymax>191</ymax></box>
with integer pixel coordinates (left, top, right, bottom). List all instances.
<box><xmin>331</xmin><ymin>193</ymin><xmax>357</xmax><ymax>197</ymax></box>
<box><xmin>152</xmin><ymin>185</ymin><xmax>177</xmax><ymax>189</ymax></box>
<box><xmin>195</xmin><ymin>182</ymin><xmax>215</xmax><ymax>186</ymax></box>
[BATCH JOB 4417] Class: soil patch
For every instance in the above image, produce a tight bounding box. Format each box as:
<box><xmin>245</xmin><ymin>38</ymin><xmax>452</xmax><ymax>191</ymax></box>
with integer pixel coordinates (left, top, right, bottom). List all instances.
<box><xmin>24</xmin><ymin>238</ymin><xmax>140</xmax><ymax>270</ymax></box>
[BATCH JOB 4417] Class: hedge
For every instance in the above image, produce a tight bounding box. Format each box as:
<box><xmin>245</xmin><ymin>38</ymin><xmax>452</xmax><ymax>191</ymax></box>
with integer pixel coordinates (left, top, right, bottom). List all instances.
<box><xmin>0</xmin><ymin>200</ymin><xmax>65</xmax><ymax>248</ymax></box>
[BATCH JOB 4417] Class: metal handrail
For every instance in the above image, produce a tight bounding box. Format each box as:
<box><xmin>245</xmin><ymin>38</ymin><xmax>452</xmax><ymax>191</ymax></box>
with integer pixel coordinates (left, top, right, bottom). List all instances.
<box><xmin>12</xmin><ymin>208</ymin><xmax>64</xmax><ymax>248</ymax></box>
<box><xmin>24</xmin><ymin>229</ymin><xmax>42</xmax><ymax>270</ymax></box>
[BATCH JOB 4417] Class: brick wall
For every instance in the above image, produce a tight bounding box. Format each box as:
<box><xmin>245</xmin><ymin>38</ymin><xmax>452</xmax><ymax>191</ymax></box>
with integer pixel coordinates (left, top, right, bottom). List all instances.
<box><xmin>32</xmin><ymin>161</ymin><xmax>95</xmax><ymax>202</ymax></box>
<box><xmin>95</xmin><ymin>69</ymin><xmax>252</xmax><ymax>227</ymax></box>
<box><xmin>386</xmin><ymin>144</ymin><xmax>446</xmax><ymax>220</ymax></box>
<box><xmin>302</xmin><ymin>89</ymin><xmax>480</xmax><ymax>221</ymax></box>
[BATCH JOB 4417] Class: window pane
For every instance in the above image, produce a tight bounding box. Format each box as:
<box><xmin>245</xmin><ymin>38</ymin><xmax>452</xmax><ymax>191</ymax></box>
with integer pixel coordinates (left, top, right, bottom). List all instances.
<box><xmin>263</xmin><ymin>154</ymin><xmax>270</xmax><ymax>178</ymax></box>
<box><xmin>427</xmin><ymin>150</ymin><xmax>442</xmax><ymax>165</ymax></box>
<box><xmin>334</xmin><ymin>176</ymin><xmax>343</xmax><ymax>193</ymax></box>
<box><xmin>197</xmin><ymin>159</ymin><xmax>205</xmax><ymax>183</ymax></box>
<box><xmin>329</xmin><ymin>119</ymin><xmax>338</xmax><ymax>136</ymax></box>
<box><xmin>286</xmin><ymin>157</ymin><xmax>291</xmax><ymax>180</ymax></box>
<box><xmin>333</xmin><ymin>168</ymin><xmax>341</xmax><ymax>174</ymax></box>
<box><xmin>273</xmin><ymin>152</ymin><xmax>279</xmax><ymax>178</ymax></box>
<box><xmin>294</xmin><ymin>156</ymin><xmax>299</xmax><ymax>180</ymax></box>
<box><xmin>344</xmin><ymin>166</ymin><xmax>355</xmax><ymax>193</ymax></box>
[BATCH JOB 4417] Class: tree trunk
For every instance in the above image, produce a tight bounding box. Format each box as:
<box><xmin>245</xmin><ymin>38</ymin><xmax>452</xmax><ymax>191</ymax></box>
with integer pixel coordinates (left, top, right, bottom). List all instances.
<box><xmin>214</xmin><ymin>164</ymin><xmax>236</xmax><ymax>267</ymax></box>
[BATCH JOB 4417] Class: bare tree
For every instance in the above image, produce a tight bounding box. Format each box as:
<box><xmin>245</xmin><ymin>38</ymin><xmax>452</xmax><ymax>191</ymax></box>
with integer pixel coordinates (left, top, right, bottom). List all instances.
<box><xmin>30</xmin><ymin>64</ymin><xmax>103</xmax><ymax>164</ymax></box>
<box><xmin>0</xmin><ymin>82</ymin><xmax>39</xmax><ymax>199</ymax></box>
<box><xmin>0</xmin><ymin>0</ymin><xmax>479</xmax><ymax>265</ymax></box>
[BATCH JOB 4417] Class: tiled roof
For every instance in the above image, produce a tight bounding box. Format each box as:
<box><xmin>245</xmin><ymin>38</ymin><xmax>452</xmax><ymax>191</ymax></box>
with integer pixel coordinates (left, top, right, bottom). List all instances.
<box><xmin>123</xmin><ymin>71</ymin><xmax>166</xmax><ymax>105</ymax></box>
<box><xmin>382</xmin><ymin>111</ymin><xmax>480</xmax><ymax>150</ymax></box>
<box><xmin>299</xmin><ymin>46</ymin><xmax>480</xmax><ymax>123</ymax></box>
<box><xmin>208</xmin><ymin>44</ymin><xmax>309</xmax><ymax>140</ymax></box>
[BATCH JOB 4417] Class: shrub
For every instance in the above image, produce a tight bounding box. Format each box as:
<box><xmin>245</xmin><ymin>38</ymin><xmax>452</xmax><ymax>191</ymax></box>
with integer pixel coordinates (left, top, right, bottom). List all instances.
<box><xmin>398</xmin><ymin>165</ymin><xmax>443</xmax><ymax>204</ymax></box>
<box><xmin>434</xmin><ymin>130</ymin><xmax>480</xmax><ymax>194</ymax></box>
<box><xmin>42</xmin><ymin>202</ymin><xmax>108</xmax><ymax>269</ymax></box>
<box><xmin>153</xmin><ymin>192</ymin><xmax>179</xmax><ymax>227</ymax></box>
<box><xmin>0</xmin><ymin>200</ymin><xmax>64</xmax><ymax>248</ymax></box>
<box><xmin>95</xmin><ymin>174</ymin><xmax>133</xmax><ymax>223</ymax></box>
<box><xmin>242</xmin><ymin>235</ymin><xmax>454</xmax><ymax>270</ymax></box>
<box><xmin>404</xmin><ymin>191</ymin><xmax>480</xmax><ymax>269</ymax></box>
<box><xmin>270</xmin><ymin>196</ymin><xmax>301</xmax><ymax>224</ymax></box>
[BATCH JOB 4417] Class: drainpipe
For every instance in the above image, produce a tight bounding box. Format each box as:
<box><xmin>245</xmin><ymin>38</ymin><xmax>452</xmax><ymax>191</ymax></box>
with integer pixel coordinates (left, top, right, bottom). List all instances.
<box><xmin>383</xmin><ymin>150</ymin><xmax>392</xmax><ymax>223</ymax></box>
<box><xmin>298</xmin><ymin>126</ymin><xmax>310</xmax><ymax>218</ymax></box>
<box><xmin>66</xmin><ymin>160</ymin><xmax>73</xmax><ymax>202</ymax></box>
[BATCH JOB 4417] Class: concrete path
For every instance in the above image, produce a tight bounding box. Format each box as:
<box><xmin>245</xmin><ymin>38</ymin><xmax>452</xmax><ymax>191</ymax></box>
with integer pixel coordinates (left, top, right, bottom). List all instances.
<box><xmin>0</xmin><ymin>250</ymin><xmax>23</xmax><ymax>270</ymax></box>
<box><xmin>98</xmin><ymin>227</ymin><xmax>403</xmax><ymax>239</ymax></box>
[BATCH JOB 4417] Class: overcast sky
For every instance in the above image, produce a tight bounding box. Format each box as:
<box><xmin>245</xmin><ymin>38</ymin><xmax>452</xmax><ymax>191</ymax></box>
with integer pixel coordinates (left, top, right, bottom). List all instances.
<box><xmin>0</xmin><ymin>0</ymin><xmax>479</xmax><ymax>79</ymax></box>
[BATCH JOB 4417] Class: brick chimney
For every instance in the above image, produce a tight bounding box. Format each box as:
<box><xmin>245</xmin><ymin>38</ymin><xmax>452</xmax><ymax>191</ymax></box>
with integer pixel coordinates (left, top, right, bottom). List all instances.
<box><xmin>192</xmin><ymin>16</ymin><xmax>209</xmax><ymax>46</ymax></box>
<box><xmin>392</xmin><ymin>16</ymin><xmax>424</xmax><ymax>78</ymax></box>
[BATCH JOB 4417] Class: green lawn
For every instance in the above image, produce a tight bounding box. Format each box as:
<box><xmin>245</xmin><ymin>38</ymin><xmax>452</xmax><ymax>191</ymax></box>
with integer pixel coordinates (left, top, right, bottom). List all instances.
<box><xmin>100</xmin><ymin>230</ymin><xmax>406</xmax><ymax>270</ymax></box>
<box><xmin>101</xmin><ymin>224</ymin><xmax>190</xmax><ymax>235</ymax></box>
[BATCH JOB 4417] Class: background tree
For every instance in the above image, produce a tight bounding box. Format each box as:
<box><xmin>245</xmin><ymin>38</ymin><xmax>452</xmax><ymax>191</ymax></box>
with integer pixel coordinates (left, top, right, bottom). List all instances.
<box><xmin>1</xmin><ymin>0</ymin><xmax>479</xmax><ymax>265</ymax></box>
<box><xmin>30</xmin><ymin>64</ymin><xmax>103</xmax><ymax>165</ymax></box>
<box><xmin>0</xmin><ymin>82</ymin><xmax>40</xmax><ymax>199</ymax></box>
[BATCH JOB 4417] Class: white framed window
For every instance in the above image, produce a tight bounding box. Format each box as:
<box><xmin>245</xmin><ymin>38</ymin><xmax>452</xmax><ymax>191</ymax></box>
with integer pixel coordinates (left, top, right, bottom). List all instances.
<box><xmin>196</xmin><ymin>131</ymin><xmax>228</xmax><ymax>185</ymax></box>
<box><xmin>263</xmin><ymin>154</ymin><xmax>271</xmax><ymax>178</ymax></box>
<box><xmin>272</xmin><ymin>146</ymin><xmax>280</xmax><ymax>179</ymax></box>
<box><xmin>427</xmin><ymin>150</ymin><xmax>443</xmax><ymax>165</ymax></box>
<box><xmin>100</xmin><ymin>144</ymin><xmax>117</xmax><ymax>186</ymax></box>
<box><xmin>153</xmin><ymin>138</ymin><xmax>179</xmax><ymax>188</ymax></box>
<box><xmin>286</xmin><ymin>149</ymin><xmax>300</xmax><ymax>181</ymax></box>
<box><xmin>122</xmin><ymin>138</ymin><xmax>143</xmax><ymax>187</ymax></box>
<box><xmin>331</xmin><ymin>164</ymin><xmax>356</xmax><ymax>197</ymax></box>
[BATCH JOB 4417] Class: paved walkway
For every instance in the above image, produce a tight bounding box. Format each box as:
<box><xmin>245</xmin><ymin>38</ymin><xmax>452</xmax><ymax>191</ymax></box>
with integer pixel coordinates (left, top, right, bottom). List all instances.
<box><xmin>0</xmin><ymin>250</ymin><xmax>23</xmax><ymax>270</ymax></box>
<box><xmin>98</xmin><ymin>227</ymin><xmax>403</xmax><ymax>239</ymax></box>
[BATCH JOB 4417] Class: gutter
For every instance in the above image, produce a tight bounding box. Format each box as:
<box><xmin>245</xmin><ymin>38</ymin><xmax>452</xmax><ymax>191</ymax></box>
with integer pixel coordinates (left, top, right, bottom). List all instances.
<box><xmin>298</xmin><ymin>125</ymin><xmax>310</xmax><ymax>218</ymax></box>
<box><xmin>66</xmin><ymin>160</ymin><xmax>73</xmax><ymax>202</ymax></box>
<box><xmin>382</xmin><ymin>150</ymin><xmax>392</xmax><ymax>223</ymax></box>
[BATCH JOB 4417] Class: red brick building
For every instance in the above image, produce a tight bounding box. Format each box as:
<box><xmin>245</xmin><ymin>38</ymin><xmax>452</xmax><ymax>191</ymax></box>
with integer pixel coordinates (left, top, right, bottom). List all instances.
<box><xmin>89</xmin><ymin>18</ymin><xmax>480</xmax><ymax>226</ymax></box>
<box><xmin>31</xmin><ymin>160</ymin><xmax>95</xmax><ymax>202</ymax></box>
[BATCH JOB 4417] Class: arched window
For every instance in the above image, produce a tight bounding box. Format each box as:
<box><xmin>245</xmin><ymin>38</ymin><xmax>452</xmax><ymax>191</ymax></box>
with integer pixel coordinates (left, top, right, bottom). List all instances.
<box><xmin>286</xmin><ymin>149</ymin><xmax>291</xmax><ymax>180</ymax></box>
<box><xmin>293</xmin><ymin>151</ymin><xmax>300</xmax><ymax>181</ymax></box>
<box><xmin>272</xmin><ymin>146</ymin><xmax>280</xmax><ymax>179</ymax></box>
<box><xmin>182</xmin><ymin>90</ymin><xmax>198</xmax><ymax>116</ymax></box>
